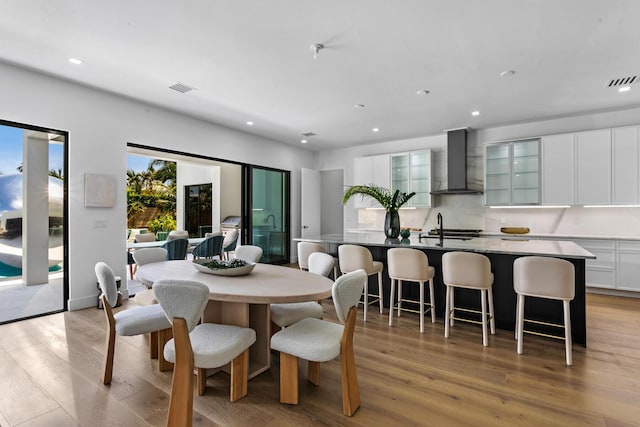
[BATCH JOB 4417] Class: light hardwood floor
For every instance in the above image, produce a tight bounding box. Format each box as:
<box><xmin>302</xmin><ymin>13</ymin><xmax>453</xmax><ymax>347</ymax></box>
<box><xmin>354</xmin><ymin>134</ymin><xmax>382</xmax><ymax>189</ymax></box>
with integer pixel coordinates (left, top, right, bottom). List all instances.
<box><xmin>0</xmin><ymin>293</ymin><xmax>639</xmax><ymax>426</ymax></box>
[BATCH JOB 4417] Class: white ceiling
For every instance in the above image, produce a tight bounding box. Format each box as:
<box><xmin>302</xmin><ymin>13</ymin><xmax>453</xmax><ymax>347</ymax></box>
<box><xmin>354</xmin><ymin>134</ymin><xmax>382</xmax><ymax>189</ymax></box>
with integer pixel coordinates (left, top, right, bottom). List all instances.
<box><xmin>1</xmin><ymin>0</ymin><xmax>640</xmax><ymax>151</ymax></box>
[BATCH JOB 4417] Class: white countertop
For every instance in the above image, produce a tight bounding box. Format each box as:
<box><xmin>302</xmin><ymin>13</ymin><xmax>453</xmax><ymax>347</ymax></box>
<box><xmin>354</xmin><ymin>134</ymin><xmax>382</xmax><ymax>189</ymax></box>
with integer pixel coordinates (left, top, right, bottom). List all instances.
<box><xmin>297</xmin><ymin>232</ymin><xmax>595</xmax><ymax>259</ymax></box>
<box><xmin>480</xmin><ymin>232</ymin><xmax>640</xmax><ymax>241</ymax></box>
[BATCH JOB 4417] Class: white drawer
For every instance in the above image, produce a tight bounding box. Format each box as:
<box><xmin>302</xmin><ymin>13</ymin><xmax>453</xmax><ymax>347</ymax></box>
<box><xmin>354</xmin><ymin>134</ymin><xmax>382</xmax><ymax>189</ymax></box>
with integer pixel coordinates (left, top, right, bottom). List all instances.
<box><xmin>586</xmin><ymin>268</ymin><xmax>616</xmax><ymax>289</ymax></box>
<box><xmin>585</xmin><ymin>249</ymin><xmax>615</xmax><ymax>269</ymax></box>
<box><xmin>617</xmin><ymin>241</ymin><xmax>640</xmax><ymax>252</ymax></box>
<box><xmin>576</xmin><ymin>239</ymin><xmax>615</xmax><ymax>250</ymax></box>
<box><xmin>617</xmin><ymin>252</ymin><xmax>640</xmax><ymax>291</ymax></box>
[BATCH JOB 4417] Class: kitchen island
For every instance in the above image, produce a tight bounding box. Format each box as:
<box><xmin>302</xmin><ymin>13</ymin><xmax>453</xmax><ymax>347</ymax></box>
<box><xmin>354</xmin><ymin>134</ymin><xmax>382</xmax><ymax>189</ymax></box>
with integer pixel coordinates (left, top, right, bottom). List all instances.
<box><xmin>296</xmin><ymin>232</ymin><xmax>595</xmax><ymax>345</ymax></box>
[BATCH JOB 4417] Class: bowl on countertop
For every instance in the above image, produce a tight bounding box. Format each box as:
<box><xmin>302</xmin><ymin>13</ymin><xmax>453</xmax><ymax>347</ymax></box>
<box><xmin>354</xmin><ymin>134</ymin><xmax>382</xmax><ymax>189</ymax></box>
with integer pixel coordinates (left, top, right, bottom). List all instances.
<box><xmin>500</xmin><ymin>227</ymin><xmax>530</xmax><ymax>235</ymax></box>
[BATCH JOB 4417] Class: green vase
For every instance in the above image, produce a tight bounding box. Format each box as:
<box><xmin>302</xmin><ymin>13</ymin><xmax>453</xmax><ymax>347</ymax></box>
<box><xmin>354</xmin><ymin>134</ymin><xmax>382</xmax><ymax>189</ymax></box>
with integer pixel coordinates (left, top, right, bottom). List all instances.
<box><xmin>384</xmin><ymin>210</ymin><xmax>400</xmax><ymax>238</ymax></box>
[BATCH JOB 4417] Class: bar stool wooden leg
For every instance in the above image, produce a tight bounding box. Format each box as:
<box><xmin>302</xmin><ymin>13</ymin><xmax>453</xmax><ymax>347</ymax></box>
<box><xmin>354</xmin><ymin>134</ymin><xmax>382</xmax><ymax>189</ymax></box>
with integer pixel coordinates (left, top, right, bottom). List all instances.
<box><xmin>563</xmin><ymin>300</ymin><xmax>572</xmax><ymax>366</ymax></box>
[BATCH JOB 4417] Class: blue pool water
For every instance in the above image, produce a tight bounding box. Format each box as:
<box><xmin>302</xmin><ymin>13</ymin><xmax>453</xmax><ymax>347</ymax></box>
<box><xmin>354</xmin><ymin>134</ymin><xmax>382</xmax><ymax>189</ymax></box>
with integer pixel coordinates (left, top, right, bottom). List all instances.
<box><xmin>0</xmin><ymin>261</ymin><xmax>62</xmax><ymax>279</ymax></box>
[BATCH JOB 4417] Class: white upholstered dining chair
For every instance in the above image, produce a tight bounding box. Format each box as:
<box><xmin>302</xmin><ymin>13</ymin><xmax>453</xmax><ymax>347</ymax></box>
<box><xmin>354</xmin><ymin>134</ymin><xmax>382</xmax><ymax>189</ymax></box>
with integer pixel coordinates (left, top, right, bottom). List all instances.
<box><xmin>234</xmin><ymin>245</ymin><xmax>263</xmax><ymax>263</ymax></box>
<box><xmin>95</xmin><ymin>262</ymin><xmax>172</xmax><ymax>385</ymax></box>
<box><xmin>270</xmin><ymin>252</ymin><xmax>334</xmax><ymax>333</ymax></box>
<box><xmin>270</xmin><ymin>269</ymin><xmax>366</xmax><ymax>416</ymax></box>
<box><xmin>154</xmin><ymin>280</ymin><xmax>256</xmax><ymax>408</ymax></box>
<box><xmin>298</xmin><ymin>241</ymin><xmax>340</xmax><ymax>279</ymax></box>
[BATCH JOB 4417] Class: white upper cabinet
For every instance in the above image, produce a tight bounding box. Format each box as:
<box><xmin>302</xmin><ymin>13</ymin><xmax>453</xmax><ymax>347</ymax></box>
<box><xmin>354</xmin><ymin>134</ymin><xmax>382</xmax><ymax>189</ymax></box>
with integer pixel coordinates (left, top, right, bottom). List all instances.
<box><xmin>612</xmin><ymin>126</ymin><xmax>639</xmax><ymax>205</ymax></box>
<box><xmin>484</xmin><ymin>140</ymin><xmax>540</xmax><ymax>206</ymax></box>
<box><xmin>542</xmin><ymin>133</ymin><xmax>574</xmax><ymax>205</ymax></box>
<box><xmin>408</xmin><ymin>150</ymin><xmax>432</xmax><ymax>207</ymax></box>
<box><xmin>575</xmin><ymin>129</ymin><xmax>611</xmax><ymax>205</ymax></box>
<box><xmin>352</xmin><ymin>154</ymin><xmax>390</xmax><ymax>208</ymax></box>
<box><xmin>391</xmin><ymin>150</ymin><xmax>432</xmax><ymax>207</ymax></box>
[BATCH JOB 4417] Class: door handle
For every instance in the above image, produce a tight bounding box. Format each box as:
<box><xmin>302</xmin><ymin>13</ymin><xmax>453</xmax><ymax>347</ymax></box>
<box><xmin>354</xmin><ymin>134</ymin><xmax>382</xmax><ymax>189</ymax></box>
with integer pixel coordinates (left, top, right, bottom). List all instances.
<box><xmin>302</xmin><ymin>225</ymin><xmax>309</xmax><ymax>229</ymax></box>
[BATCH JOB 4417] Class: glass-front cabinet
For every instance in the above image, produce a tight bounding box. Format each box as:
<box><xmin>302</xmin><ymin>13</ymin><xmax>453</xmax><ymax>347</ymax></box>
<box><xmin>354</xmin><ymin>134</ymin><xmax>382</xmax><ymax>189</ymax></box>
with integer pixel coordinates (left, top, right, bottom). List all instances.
<box><xmin>484</xmin><ymin>139</ymin><xmax>540</xmax><ymax>206</ymax></box>
<box><xmin>391</xmin><ymin>150</ymin><xmax>432</xmax><ymax>207</ymax></box>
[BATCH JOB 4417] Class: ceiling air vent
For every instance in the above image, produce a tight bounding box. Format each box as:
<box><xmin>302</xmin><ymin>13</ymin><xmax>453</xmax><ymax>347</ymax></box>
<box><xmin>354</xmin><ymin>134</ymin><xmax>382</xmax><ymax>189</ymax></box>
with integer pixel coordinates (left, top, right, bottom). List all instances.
<box><xmin>169</xmin><ymin>82</ymin><xmax>196</xmax><ymax>93</ymax></box>
<box><xmin>607</xmin><ymin>76</ymin><xmax>636</xmax><ymax>87</ymax></box>
<box><xmin>301</xmin><ymin>132</ymin><xmax>316</xmax><ymax>137</ymax></box>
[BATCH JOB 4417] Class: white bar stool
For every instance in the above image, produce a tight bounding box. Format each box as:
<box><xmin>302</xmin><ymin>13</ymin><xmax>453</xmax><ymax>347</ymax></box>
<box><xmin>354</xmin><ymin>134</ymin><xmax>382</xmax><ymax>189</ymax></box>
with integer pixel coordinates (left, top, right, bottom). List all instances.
<box><xmin>387</xmin><ymin>248</ymin><xmax>435</xmax><ymax>333</ymax></box>
<box><xmin>338</xmin><ymin>244</ymin><xmax>384</xmax><ymax>322</ymax></box>
<box><xmin>514</xmin><ymin>256</ymin><xmax>575</xmax><ymax>365</ymax></box>
<box><xmin>442</xmin><ymin>251</ymin><xmax>495</xmax><ymax>346</ymax></box>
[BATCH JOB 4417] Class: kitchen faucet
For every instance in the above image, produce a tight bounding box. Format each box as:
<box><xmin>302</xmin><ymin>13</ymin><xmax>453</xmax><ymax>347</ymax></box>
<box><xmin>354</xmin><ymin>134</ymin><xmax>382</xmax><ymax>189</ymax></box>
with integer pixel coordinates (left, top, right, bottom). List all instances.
<box><xmin>437</xmin><ymin>212</ymin><xmax>443</xmax><ymax>240</ymax></box>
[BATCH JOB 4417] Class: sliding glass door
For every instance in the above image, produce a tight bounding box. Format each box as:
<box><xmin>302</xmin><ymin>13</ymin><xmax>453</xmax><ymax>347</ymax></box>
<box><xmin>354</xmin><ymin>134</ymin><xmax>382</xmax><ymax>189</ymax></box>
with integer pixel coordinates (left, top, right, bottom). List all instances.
<box><xmin>247</xmin><ymin>166</ymin><xmax>290</xmax><ymax>264</ymax></box>
<box><xmin>0</xmin><ymin>120</ymin><xmax>68</xmax><ymax>324</ymax></box>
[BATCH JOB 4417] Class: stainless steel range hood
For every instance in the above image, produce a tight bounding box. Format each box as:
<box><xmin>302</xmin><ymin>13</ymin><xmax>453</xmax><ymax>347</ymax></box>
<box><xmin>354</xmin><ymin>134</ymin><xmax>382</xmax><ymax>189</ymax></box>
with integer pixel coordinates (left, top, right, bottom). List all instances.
<box><xmin>430</xmin><ymin>128</ymin><xmax>483</xmax><ymax>195</ymax></box>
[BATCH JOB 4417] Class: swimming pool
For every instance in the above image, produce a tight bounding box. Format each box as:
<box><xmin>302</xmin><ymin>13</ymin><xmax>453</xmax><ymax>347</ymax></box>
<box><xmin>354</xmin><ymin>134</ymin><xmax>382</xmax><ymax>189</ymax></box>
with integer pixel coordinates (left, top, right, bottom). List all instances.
<box><xmin>0</xmin><ymin>261</ymin><xmax>62</xmax><ymax>279</ymax></box>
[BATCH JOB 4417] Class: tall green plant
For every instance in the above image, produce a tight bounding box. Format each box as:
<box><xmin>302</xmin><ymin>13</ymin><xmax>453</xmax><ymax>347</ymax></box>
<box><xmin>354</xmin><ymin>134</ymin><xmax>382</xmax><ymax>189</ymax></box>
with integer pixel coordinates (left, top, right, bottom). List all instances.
<box><xmin>148</xmin><ymin>213</ymin><xmax>176</xmax><ymax>233</ymax></box>
<box><xmin>342</xmin><ymin>184</ymin><xmax>415</xmax><ymax>211</ymax></box>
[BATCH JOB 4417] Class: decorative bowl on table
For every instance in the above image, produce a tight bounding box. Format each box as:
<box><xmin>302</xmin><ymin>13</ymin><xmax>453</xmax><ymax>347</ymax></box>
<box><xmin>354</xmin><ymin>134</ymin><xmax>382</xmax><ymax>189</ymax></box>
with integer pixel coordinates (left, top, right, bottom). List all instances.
<box><xmin>191</xmin><ymin>259</ymin><xmax>256</xmax><ymax>276</ymax></box>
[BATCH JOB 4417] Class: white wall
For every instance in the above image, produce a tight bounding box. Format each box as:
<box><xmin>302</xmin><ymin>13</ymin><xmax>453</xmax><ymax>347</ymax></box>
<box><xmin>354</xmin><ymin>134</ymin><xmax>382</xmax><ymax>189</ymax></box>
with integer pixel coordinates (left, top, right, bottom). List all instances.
<box><xmin>316</xmin><ymin>134</ymin><xmax>447</xmax><ymax>230</ymax></box>
<box><xmin>176</xmin><ymin>162</ymin><xmax>220</xmax><ymax>234</ymax></box>
<box><xmin>0</xmin><ymin>61</ymin><xmax>315</xmax><ymax>310</ymax></box>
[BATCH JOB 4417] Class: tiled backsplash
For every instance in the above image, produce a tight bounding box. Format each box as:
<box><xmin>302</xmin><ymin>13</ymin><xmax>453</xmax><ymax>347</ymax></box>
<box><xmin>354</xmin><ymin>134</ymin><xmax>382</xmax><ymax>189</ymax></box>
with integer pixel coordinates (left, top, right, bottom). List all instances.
<box><xmin>356</xmin><ymin>203</ymin><xmax>640</xmax><ymax>238</ymax></box>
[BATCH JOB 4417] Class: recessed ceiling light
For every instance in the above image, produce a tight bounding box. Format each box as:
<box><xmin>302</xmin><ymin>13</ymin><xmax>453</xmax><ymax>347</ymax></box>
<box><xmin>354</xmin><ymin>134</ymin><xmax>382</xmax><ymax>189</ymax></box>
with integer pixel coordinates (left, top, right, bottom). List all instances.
<box><xmin>69</xmin><ymin>58</ymin><xmax>83</xmax><ymax>65</ymax></box>
<box><xmin>372</xmin><ymin>128</ymin><xmax>380</xmax><ymax>132</ymax></box>
<box><xmin>246</xmin><ymin>121</ymin><xmax>254</xmax><ymax>126</ymax></box>
<box><xmin>300</xmin><ymin>139</ymin><xmax>308</xmax><ymax>144</ymax></box>
<box><xmin>500</xmin><ymin>70</ymin><xmax>515</xmax><ymax>77</ymax></box>
<box><xmin>416</xmin><ymin>90</ymin><xmax>430</xmax><ymax>95</ymax></box>
<box><xmin>619</xmin><ymin>86</ymin><xmax>631</xmax><ymax>93</ymax></box>
<box><xmin>354</xmin><ymin>104</ymin><xmax>365</xmax><ymax>108</ymax></box>
<box><xmin>471</xmin><ymin>110</ymin><xmax>480</xmax><ymax>116</ymax></box>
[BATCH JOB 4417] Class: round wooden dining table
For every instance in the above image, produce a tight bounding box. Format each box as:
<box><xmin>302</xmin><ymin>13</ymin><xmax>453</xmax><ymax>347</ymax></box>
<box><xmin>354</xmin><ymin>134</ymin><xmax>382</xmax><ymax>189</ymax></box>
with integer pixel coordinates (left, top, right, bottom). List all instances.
<box><xmin>135</xmin><ymin>260</ymin><xmax>333</xmax><ymax>378</ymax></box>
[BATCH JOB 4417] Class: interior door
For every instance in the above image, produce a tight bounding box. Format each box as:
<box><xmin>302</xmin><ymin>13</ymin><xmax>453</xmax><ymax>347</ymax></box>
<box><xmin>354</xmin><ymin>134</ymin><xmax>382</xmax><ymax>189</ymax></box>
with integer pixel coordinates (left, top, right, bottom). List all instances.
<box><xmin>301</xmin><ymin>168</ymin><xmax>321</xmax><ymax>238</ymax></box>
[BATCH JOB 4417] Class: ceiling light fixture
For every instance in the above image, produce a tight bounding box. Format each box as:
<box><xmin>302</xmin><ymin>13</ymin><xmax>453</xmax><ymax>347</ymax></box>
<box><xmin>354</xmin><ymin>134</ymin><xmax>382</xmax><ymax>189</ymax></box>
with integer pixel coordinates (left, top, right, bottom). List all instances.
<box><xmin>69</xmin><ymin>58</ymin><xmax>83</xmax><ymax>65</ymax></box>
<box><xmin>310</xmin><ymin>43</ymin><xmax>324</xmax><ymax>60</ymax></box>
<box><xmin>300</xmin><ymin>139</ymin><xmax>308</xmax><ymax>144</ymax></box>
<box><xmin>372</xmin><ymin>128</ymin><xmax>380</xmax><ymax>132</ymax></box>
<box><xmin>500</xmin><ymin>70</ymin><xmax>515</xmax><ymax>77</ymax></box>
<box><xmin>471</xmin><ymin>111</ymin><xmax>480</xmax><ymax>116</ymax></box>
<box><xmin>416</xmin><ymin>89</ymin><xmax>430</xmax><ymax>95</ymax></box>
<box><xmin>619</xmin><ymin>86</ymin><xmax>631</xmax><ymax>93</ymax></box>
<box><xmin>246</xmin><ymin>121</ymin><xmax>254</xmax><ymax>126</ymax></box>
